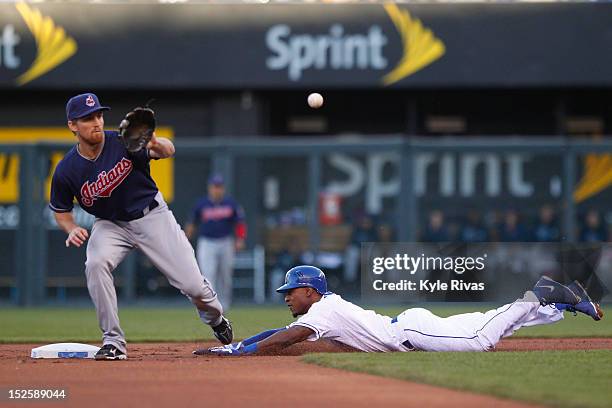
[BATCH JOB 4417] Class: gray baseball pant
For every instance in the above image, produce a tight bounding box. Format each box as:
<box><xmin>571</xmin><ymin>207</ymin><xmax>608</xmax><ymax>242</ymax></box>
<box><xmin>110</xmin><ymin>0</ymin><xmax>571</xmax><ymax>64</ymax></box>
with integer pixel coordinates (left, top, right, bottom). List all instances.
<box><xmin>85</xmin><ymin>193</ymin><xmax>223</xmax><ymax>354</ymax></box>
<box><xmin>196</xmin><ymin>236</ymin><xmax>235</xmax><ymax>309</ymax></box>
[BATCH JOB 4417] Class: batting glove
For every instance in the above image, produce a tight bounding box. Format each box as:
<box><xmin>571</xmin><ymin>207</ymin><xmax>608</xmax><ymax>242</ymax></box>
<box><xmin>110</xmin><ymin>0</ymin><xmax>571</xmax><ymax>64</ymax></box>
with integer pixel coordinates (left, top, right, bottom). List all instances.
<box><xmin>193</xmin><ymin>342</ymin><xmax>244</xmax><ymax>356</ymax></box>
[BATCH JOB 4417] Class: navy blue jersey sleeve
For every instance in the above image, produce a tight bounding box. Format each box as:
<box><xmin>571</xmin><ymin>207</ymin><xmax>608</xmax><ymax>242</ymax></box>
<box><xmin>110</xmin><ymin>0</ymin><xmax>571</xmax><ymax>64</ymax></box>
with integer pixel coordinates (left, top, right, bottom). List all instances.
<box><xmin>132</xmin><ymin>146</ymin><xmax>151</xmax><ymax>163</ymax></box>
<box><xmin>128</xmin><ymin>145</ymin><xmax>162</xmax><ymax>165</ymax></box>
<box><xmin>49</xmin><ymin>169</ymin><xmax>74</xmax><ymax>213</ymax></box>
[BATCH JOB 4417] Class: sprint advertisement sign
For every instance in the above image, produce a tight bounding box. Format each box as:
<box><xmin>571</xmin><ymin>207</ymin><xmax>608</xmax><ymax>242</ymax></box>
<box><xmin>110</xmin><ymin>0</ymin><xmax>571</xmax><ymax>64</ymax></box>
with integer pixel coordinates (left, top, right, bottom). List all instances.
<box><xmin>0</xmin><ymin>3</ymin><xmax>611</xmax><ymax>87</ymax></box>
<box><xmin>0</xmin><ymin>2</ymin><xmax>444</xmax><ymax>87</ymax></box>
<box><xmin>266</xmin><ymin>4</ymin><xmax>445</xmax><ymax>85</ymax></box>
<box><xmin>0</xmin><ymin>2</ymin><xmax>76</xmax><ymax>86</ymax></box>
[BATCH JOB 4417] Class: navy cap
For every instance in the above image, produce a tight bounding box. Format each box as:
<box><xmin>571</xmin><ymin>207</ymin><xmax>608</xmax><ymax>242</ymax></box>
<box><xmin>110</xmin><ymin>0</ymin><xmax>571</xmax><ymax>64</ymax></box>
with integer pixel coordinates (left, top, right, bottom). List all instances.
<box><xmin>208</xmin><ymin>173</ymin><xmax>225</xmax><ymax>186</ymax></box>
<box><xmin>66</xmin><ymin>93</ymin><xmax>110</xmax><ymax>121</ymax></box>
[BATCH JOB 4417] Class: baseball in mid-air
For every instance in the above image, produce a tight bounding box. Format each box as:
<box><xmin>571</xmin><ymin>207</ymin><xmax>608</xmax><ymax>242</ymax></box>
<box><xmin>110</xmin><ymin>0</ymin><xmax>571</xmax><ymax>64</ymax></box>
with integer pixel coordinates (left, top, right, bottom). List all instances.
<box><xmin>307</xmin><ymin>93</ymin><xmax>324</xmax><ymax>109</ymax></box>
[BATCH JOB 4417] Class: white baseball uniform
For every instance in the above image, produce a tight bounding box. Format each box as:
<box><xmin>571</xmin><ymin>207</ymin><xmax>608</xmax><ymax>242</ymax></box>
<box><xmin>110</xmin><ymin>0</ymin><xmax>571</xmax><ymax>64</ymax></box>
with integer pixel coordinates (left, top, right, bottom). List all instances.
<box><xmin>289</xmin><ymin>293</ymin><xmax>563</xmax><ymax>352</ymax></box>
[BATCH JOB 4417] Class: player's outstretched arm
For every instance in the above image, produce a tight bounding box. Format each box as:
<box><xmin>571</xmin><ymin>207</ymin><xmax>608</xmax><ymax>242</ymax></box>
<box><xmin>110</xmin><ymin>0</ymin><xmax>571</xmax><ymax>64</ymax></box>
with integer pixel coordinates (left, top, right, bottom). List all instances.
<box><xmin>54</xmin><ymin>212</ymin><xmax>89</xmax><ymax>247</ymax></box>
<box><xmin>252</xmin><ymin>325</ymin><xmax>313</xmax><ymax>354</ymax></box>
<box><xmin>147</xmin><ymin>133</ymin><xmax>175</xmax><ymax>159</ymax></box>
<box><xmin>198</xmin><ymin>325</ymin><xmax>313</xmax><ymax>356</ymax></box>
<box><xmin>194</xmin><ymin>327</ymin><xmax>286</xmax><ymax>356</ymax></box>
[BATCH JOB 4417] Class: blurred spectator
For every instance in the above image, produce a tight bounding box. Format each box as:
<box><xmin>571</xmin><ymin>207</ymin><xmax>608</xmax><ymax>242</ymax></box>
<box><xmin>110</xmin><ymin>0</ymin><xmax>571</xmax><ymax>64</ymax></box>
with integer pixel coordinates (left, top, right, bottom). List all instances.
<box><xmin>580</xmin><ymin>209</ymin><xmax>608</xmax><ymax>242</ymax></box>
<box><xmin>421</xmin><ymin>210</ymin><xmax>451</xmax><ymax>300</ymax></box>
<box><xmin>377</xmin><ymin>223</ymin><xmax>395</xmax><ymax>243</ymax></box>
<box><xmin>344</xmin><ymin>213</ymin><xmax>378</xmax><ymax>283</ymax></box>
<box><xmin>275</xmin><ymin>239</ymin><xmax>304</xmax><ymax>272</ymax></box>
<box><xmin>351</xmin><ymin>213</ymin><xmax>378</xmax><ymax>245</ymax></box>
<box><xmin>459</xmin><ymin>210</ymin><xmax>489</xmax><ymax>242</ymax></box>
<box><xmin>269</xmin><ymin>238</ymin><xmax>304</xmax><ymax>301</ymax></box>
<box><xmin>497</xmin><ymin>209</ymin><xmax>529</xmax><ymax>242</ymax></box>
<box><xmin>532</xmin><ymin>204</ymin><xmax>560</xmax><ymax>242</ymax></box>
<box><xmin>421</xmin><ymin>209</ymin><xmax>450</xmax><ymax>242</ymax></box>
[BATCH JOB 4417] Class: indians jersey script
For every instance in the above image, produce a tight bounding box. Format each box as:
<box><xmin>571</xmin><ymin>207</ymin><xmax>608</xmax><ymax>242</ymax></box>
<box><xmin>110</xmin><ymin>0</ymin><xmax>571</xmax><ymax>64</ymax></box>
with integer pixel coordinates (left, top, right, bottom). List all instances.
<box><xmin>192</xmin><ymin>197</ymin><xmax>245</xmax><ymax>239</ymax></box>
<box><xmin>49</xmin><ymin>131</ymin><xmax>158</xmax><ymax>221</ymax></box>
<box><xmin>289</xmin><ymin>293</ymin><xmax>407</xmax><ymax>352</ymax></box>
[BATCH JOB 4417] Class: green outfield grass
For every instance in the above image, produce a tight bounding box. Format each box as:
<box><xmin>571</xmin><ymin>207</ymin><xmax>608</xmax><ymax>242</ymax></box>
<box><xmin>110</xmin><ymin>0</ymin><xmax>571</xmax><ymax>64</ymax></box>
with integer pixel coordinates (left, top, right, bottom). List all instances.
<box><xmin>0</xmin><ymin>304</ymin><xmax>609</xmax><ymax>343</ymax></box>
<box><xmin>303</xmin><ymin>350</ymin><xmax>612</xmax><ymax>408</ymax></box>
<box><xmin>0</xmin><ymin>306</ymin><xmax>294</xmax><ymax>343</ymax></box>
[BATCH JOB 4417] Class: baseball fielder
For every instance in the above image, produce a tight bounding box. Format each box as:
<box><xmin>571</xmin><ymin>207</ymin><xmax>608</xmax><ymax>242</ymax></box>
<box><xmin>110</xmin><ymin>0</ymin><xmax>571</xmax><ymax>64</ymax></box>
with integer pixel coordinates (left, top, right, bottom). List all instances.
<box><xmin>196</xmin><ymin>265</ymin><xmax>602</xmax><ymax>356</ymax></box>
<box><xmin>50</xmin><ymin>93</ymin><xmax>233</xmax><ymax>360</ymax></box>
<box><xmin>185</xmin><ymin>174</ymin><xmax>246</xmax><ymax>309</ymax></box>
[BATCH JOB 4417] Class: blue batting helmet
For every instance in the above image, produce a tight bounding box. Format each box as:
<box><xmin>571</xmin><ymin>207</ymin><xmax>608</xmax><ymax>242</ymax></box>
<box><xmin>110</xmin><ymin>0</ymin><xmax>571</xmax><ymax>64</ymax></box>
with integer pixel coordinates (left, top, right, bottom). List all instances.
<box><xmin>276</xmin><ymin>265</ymin><xmax>328</xmax><ymax>295</ymax></box>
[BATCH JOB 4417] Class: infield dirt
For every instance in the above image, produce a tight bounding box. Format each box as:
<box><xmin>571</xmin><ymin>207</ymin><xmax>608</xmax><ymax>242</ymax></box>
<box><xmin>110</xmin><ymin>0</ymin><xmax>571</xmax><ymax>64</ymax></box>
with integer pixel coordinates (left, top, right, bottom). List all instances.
<box><xmin>1</xmin><ymin>339</ymin><xmax>611</xmax><ymax>408</ymax></box>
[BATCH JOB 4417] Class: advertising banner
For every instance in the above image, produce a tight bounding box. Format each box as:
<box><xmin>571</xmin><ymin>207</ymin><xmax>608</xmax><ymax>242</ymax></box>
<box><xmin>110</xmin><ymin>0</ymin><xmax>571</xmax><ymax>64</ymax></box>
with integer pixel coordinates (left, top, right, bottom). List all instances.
<box><xmin>1</xmin><ymin>3</ymin><xmax>611</xmax><ymax>88</ymax></box>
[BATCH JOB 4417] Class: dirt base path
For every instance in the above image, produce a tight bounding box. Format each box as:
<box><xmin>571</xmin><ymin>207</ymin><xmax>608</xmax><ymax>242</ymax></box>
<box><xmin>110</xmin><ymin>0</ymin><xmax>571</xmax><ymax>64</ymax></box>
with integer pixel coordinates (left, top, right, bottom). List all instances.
<box><xmin>495</xmin><ymin>337</ymin><xmax>612</xmax><ymax>351</ymax></box>
<box><xmin>1</xmin><ymin>338</ymin><xmax>610</xmax><ymax>408</ymax></box>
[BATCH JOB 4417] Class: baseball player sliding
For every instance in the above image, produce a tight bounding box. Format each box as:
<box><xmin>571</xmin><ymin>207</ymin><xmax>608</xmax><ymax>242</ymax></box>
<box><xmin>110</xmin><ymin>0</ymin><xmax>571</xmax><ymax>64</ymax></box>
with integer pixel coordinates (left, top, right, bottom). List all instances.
<box><xmin>196</xmin><ymin>265</ymin><xmax>603</xmax><ymax>356</ymax></box>
<box><xmin>50</xmin><ymin>93</ymin><xmax>233</xmax><ymax>360</ymax></box>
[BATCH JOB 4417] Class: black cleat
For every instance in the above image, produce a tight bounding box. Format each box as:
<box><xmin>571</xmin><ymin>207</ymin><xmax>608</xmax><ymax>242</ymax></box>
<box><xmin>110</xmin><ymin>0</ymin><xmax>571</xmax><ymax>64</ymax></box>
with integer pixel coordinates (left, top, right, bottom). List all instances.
<box><xmin>95</xmin><ymin>344</ymin><xmax>127</xmax><ymax>361</ymax></box>
<box><xmin>533</xmin><ymin>276</ymin><xmax>581</xmax><ymax>306</ymax></box>
<box><xmin>212</xmin><ymin>316</ymin><xmax>233</xmax><ymax>345</ymax></box>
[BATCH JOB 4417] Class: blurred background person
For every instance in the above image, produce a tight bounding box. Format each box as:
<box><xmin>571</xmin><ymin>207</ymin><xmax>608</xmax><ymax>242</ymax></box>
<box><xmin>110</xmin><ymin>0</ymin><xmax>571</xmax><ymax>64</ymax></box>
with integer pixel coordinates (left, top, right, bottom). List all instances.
<box><xmin>580</xmin><ymin>209</ymin><xmax>609</xmax><ymax>243</ymax></box>
<box><xmin>268</xmin><ymin>237</ymin><xmax>305</xmax><ymax>302</ymax></box>
<box><xmin>344</xmin><ymin>212</ymin><xmax>378</xmax><ymax>284</ymax></box>
<box><xmin>185</xmin><ymin>174</ymin><xmax>247</xmax><ymax>309</ymax></box>
<box><xmin>497</xmin><ymin>209</ymin><xmax>529</xmax><ymax>242</ymax></box>
<box><xmin>421</xmin><ymin>209</ymin><xmax>450</xmax><ymax>242</ymax></box>
<box><xmin>532</xmin><ymin>204</ymin><xmax>561</xmax><ymax>242</ymax></box>
<box><xmin>459</xmin><ymin>210</ymin><xmax>489</xmax><ymax>243</ymax></box>
<box><xmin>421</xmin><ymin>210</ymin><xmax>451</xmax><ymax>301</ymax></box>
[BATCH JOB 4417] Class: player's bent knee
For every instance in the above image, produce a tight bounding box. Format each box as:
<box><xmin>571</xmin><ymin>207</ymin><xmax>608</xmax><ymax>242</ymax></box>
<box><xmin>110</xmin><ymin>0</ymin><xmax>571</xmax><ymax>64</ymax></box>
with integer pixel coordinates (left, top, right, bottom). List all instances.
<box><xmin>181</xmin><ymin>282</ymin><xmax>216</xmax><ymax>303</ymax></box>
<box><xmin>85</xmin><ymin>257</ymin><xmax>115</xmax><ymax>275</ymax></box>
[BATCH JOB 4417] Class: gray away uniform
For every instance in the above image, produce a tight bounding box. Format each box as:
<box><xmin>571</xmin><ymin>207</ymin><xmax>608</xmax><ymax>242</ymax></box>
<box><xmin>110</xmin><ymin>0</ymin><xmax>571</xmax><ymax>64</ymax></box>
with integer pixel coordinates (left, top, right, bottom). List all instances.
<box><xmin>50</xmin><ymin>132</ymin><xmax>223</xmax><ymax>354</ymax></box>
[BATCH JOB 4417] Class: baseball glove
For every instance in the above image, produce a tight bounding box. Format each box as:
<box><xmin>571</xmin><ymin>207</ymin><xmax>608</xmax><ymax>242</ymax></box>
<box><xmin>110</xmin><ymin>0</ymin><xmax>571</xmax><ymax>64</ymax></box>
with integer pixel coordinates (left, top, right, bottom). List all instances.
<box><xmin>118</xmin><ymin>107</ymin><xmax>156</xmax><ymax>153</ymax></box>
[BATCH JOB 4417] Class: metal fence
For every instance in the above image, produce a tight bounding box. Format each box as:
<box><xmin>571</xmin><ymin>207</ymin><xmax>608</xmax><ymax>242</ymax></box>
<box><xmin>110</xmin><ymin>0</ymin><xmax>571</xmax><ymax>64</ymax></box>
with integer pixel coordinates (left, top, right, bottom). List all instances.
<box><xmin>2</xmin><ymin>136</ymin><xmax>611</xmax><ymax>306</ymax></box>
